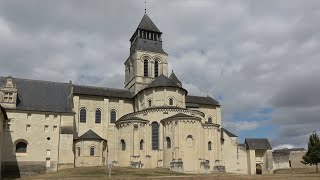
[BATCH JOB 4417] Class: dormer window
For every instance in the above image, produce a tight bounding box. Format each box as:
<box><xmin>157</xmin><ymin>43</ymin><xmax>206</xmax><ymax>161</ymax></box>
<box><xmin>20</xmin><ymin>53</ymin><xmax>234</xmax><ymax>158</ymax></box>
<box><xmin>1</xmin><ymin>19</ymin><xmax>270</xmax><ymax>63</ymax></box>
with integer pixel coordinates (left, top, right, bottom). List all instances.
<box><xmin>1</xmin><ymin>76</ymin><xmax>17</xmax><ymax>108</ymax></box>
<box><xmin>4</xmin><ymin>92</ymin><xmax>14</xmax><ymax>103</ymax></box>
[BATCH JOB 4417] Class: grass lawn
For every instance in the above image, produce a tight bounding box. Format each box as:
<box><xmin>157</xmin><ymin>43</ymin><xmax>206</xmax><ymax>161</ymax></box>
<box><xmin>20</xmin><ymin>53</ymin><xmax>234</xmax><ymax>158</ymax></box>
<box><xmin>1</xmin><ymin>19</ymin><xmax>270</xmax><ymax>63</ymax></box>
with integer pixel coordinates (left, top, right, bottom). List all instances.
<box><xmin>14</xmin><ymin>167</ymin><xmax>320</xmax><ymax>180</ymax></box>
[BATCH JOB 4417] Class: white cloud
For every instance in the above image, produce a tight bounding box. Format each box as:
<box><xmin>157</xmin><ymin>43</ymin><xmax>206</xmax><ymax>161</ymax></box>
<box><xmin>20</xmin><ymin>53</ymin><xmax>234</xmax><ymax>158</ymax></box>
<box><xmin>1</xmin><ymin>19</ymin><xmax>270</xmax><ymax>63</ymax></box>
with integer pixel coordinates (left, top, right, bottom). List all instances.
<box><xmin>224</xmin><ymin>120</ymin><xmax>264</xmax><ymax>134</ymax></box>
<box><xmin>0</xmin><ymin>0</ymin><xmax>319</xmax><ymax>147</ymax></box>
<box><xmin>273</xmin><ymin>144</ymin><xmax>298</xmax><ymax>150</ymax></box>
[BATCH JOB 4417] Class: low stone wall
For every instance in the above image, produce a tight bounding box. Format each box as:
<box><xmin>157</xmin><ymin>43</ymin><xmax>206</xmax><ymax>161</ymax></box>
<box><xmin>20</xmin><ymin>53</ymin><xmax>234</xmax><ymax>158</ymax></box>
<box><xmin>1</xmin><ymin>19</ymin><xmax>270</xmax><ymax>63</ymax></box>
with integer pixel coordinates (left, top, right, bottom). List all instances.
<box><xmin>289</xmin><ymin>151</ymin><xmax>314</xmax><ymax>169</ymax></box>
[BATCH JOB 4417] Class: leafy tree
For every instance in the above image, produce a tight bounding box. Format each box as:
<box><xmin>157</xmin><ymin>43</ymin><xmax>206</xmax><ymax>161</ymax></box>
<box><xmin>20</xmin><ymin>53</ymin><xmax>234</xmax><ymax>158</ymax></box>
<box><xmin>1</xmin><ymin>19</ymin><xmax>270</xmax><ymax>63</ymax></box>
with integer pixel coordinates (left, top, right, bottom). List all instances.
<box><xmin>301</xmin><ymin>131</ymin><xmax>320</xmax><ymax>173</ymax></box>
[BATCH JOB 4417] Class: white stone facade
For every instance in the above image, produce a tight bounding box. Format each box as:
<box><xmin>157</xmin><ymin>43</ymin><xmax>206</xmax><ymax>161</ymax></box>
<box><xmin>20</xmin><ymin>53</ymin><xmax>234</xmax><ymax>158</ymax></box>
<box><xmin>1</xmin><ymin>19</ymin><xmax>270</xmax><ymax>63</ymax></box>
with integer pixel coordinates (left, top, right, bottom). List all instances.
<box><xmin>0</xmin><ymin>13</ymin><xmax>274</xmax><ymax>177</ymax></box>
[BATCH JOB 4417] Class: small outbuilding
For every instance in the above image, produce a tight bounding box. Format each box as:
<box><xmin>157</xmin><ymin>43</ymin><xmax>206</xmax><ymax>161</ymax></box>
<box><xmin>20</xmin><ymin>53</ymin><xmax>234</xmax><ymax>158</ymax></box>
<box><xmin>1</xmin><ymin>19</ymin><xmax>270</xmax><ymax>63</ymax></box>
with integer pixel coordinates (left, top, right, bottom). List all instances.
<box><xmin>245</xmin><ymin>138</ymin><xmax>273</xmax><ymax>174</ymax></box>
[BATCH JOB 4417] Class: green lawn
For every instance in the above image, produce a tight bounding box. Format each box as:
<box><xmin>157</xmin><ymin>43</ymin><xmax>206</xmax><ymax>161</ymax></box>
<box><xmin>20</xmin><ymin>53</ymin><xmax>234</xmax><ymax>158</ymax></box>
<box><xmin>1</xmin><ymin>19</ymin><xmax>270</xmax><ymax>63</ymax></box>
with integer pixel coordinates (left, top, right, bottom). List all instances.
<box><xmin>17</xmin><ymin>166</ymin><xmax>320</xmax><ymax>180</ymax></box>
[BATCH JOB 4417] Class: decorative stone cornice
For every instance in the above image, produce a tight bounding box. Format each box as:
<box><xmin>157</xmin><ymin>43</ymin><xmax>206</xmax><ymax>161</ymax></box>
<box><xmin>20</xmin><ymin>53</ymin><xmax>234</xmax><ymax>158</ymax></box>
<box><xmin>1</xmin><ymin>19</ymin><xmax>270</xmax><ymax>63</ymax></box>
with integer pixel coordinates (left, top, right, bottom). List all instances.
<box><xmin>161</xmin><ymin>116</ymin><xmax>202</xmax><ymax>125</ymax></box>
<box><xmin>116</xmin><ymin>120</ymin><xmax>148</xmax><ymax>128</ymax></box>
<box><xmin>120</xmin><ymin>107</ymin><xmax>205</xmax><ymax>120</ymax></box>
<box><xmin>203</xmin><ymin>122</ymin><xmax>220</xmax><ymax>129</ymax></box>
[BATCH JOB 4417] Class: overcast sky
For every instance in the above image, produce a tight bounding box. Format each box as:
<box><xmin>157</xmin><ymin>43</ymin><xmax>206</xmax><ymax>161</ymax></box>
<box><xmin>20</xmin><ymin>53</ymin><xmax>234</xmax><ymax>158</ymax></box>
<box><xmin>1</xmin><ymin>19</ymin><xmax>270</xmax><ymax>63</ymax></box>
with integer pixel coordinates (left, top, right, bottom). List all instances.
<box><xmin>0</xmin><ymin>0</ymin><xmax>319</xmax><ymax>149</ymax></box>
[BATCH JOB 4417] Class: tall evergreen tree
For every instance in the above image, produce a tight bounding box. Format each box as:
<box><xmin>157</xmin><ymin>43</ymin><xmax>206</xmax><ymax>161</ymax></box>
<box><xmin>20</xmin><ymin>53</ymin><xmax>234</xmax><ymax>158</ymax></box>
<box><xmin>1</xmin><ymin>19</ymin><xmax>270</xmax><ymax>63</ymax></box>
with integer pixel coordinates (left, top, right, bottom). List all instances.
<box><xmin>301</xmin><ymin>131</ymin><xmax>320</xmax><ymax>173</ymax></box>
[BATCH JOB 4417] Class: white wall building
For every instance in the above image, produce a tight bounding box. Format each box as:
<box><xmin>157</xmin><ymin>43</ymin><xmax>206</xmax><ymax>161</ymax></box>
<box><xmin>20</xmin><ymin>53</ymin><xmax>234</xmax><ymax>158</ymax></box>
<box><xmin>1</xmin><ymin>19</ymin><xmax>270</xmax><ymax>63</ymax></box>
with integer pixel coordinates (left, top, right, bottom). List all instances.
<box><xmin>0</xmin><ymin>13</ymin><xmax>273</xmax><ymax>177</ymax></box>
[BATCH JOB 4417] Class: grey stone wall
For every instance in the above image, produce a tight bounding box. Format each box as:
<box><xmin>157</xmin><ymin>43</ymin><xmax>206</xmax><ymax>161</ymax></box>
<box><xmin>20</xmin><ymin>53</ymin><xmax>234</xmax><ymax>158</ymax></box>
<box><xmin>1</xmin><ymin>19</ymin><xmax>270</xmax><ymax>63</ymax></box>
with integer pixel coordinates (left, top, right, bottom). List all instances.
<box><xmin>272</xmin><ymin>151</ymin><xmax>290</xmax><ymax>170</ymax></box>
<box><xmin>289</xmin><ymin>151</ymin><xmax>314</xmax><ymax>169</ymax></box>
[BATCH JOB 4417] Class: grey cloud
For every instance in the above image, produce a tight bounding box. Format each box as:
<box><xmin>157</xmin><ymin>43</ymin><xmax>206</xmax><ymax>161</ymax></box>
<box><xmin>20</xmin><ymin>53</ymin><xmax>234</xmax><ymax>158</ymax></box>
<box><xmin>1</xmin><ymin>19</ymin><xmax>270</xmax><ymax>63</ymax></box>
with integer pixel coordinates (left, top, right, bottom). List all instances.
<box><xmin>269</xmin><ymin>75</ymin><xmax>320</xmax><ymax>108</ymax></box>
<box><xmin>0</xmin><ymin>0</ymin><xmax>320</xmax><ymax>148</ymax></box>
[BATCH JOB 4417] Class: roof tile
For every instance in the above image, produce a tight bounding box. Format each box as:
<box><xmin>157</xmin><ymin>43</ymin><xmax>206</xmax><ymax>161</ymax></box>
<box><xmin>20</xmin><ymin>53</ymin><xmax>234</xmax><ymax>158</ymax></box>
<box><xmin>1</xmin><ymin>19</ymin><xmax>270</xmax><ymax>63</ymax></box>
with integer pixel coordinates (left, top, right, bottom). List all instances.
<box><xmin>245</xmin><ymin>138</ymin><xmax>272</xmax><ymax>150</ymax></box>
<box><xmin>0</xmin><ymin>76</ymin><xmax>73</xmax><ymax>113</ymax></box>
<box><xmin>73</xmin><ymin>85</ymin><xmax>133</xmax><ymax>99</ymax></box>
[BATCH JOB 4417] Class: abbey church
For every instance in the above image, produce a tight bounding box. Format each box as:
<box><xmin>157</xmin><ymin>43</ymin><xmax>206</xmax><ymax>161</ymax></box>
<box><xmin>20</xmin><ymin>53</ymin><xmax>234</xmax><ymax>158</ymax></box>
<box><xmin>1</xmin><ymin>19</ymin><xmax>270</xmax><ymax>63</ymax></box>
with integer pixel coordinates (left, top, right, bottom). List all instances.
<box><xmin>0</xmin><ymin>13</ymin><xmax>273</xmax><ymax>177</ymax></box>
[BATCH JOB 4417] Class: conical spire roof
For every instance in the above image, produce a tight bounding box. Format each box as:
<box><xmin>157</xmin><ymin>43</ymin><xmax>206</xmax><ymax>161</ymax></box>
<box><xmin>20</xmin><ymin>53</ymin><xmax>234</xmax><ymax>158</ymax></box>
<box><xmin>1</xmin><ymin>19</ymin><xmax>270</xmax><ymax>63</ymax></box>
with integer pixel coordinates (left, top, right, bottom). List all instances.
<box><xmin>146</xmin><ymin>74</ymin><xmax>180</xmax><ymax>89</ymax></box>
<box><xmin>169</xmin><ymin>71</ymin><xmax>182</xmax><ymax>87</ymax></box>
<box><xmin>137</xmin><ymin>13</ymin><xmax>161</xmax><ymax>32</ymax></box>
<box><xmin>78</xmin><ymin>129</ymin><xmax>105</xmax><ymax>140</ymax></box>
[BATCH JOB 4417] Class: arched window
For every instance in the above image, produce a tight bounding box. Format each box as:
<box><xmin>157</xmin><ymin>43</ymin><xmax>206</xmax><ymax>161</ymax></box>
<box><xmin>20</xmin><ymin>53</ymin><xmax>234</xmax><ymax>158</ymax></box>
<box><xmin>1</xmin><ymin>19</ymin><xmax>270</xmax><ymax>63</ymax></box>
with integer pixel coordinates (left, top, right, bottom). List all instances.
<box><xmin>151</xmin><ymin>122</ymin><xmax>159</xmax><ymax>150</ymax></box>
<box><xmin>121</xmin><ymin>139</ymin><xmax>126</xmax><ymax>151</ymax></box>
<box><xmin>110</xmin><ymin>110</ymin><xmax>117</xmax><ymax>123</ymax></box>
<box><xmin>154</xmin><ymin>61</ymin><xmax>159</xmax><ymax>77</ymax></box>
<box><xmin>79</xmin><ymin>108</ymin><xmax>86</xmax><ymax>123</ymax></box>
<box><xmin>208</xmin><ymin>141</ymin><xmax>212</xmax><ymax>151</ymax></box>
<box><xmin>95</xmin><ymin>109</ymin><xmax>101</xmax><ymax>124</ymax></box>
<box><xmin>148</xmin><ymin>100</ymin><xmax>152</xmax><ymax>107</ymax></box>
<box><xmin>186</xmin><ymin>135</ymin><xmax>193</xmax><ymax>147</ymax></box>
<box><xmin>144</xmin><ymin>59</ymin><xmax>148</xmax><ymax>77</ymax></box>
<box><xmin>169</xmin><ymin>98</ymin><xmax>174</xmax><ymax>106</ymax></box>
<box><xmin>77</xmin><ymin>147</ymin><xmax>81</xmax><ymax>156</ymax></box>
<box><xmin>208</xmin><ymin>117</ymin><xmax>212</xmax><ymax>123</ymax></box>
<box><xmin>16</xmin><ymin>141</ymin><xmax>27</xmax><ymax>153</ymax></box>
<box><xmin>90</xmin><ymin>147</ymin><xmax>95</xmax><ymax>156</ymax></box>
<box><xmin>166</xmin><ymin>137</ymin><xmax>171</xmax><ymax>149</ymax></box>
<box><xmin>140</xmin><ymin>139</ymin><xmax>144</xmax><ymax>150</ymax></box>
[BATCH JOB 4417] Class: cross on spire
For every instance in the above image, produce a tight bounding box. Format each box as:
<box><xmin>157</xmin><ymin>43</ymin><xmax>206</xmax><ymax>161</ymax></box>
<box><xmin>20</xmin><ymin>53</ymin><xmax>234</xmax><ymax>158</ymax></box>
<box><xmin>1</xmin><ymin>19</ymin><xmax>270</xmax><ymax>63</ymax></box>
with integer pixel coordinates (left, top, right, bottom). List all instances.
<box><xmin>144</xmin><ymin>0</ymin><xmax>147</xmax><ymax>13</ymax></box>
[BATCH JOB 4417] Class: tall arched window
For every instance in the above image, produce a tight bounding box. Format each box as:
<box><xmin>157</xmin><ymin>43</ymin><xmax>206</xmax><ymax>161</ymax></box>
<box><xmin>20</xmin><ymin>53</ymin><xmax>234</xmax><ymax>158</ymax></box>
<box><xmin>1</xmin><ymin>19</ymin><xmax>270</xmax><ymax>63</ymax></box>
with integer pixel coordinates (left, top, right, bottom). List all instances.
<box><xmin>151</xmin><ymin>122</ymin><xmax>159</xmax><ymax>150</ymax></box>
<box><xmin>79</xmin><ymin>108</ymin><xmax>86</xmax><ymax>123</ymax></box>
<box><xmin>110</xmin><ymin>110</ymin><xmax>116</xmax><ymax>123</ymax></box>
<box><xmin>169</xmin><ymin>98</ymin><xmax>174</xmax><ymax>106</ymax></box>
<box><xmin>121</xmin><ymin>139</ymin><xmax>126</xmax><ymax>151</ymax></box>
<box><xmin>16</xmin><ymin>141</ymin><xmax>27</xmax><ymax>153</ymax></box>
<box><xmin>90</xmin><ymin>147</ymin><xmax>95</xmax><ymax>156</ymax></box>
<box><xmin>166</xmin><ymin>137</ymin><xmax>171</xmax><ymax>149</ymax></box>
<box><xmin>140</xmin><ymin>140</ymin><xmax>144</xmax><ymax>150</ymax></box>
<box><xmin>208</xmin><ymin>117</ymin><xmax>212</xmax><ymax>123</ymax></box>
<box><xmin>154</xmin><ymin>61</ymin><xmax>159</xmax><ymax>77</ymax></box>
<box><xmin>77</xmin><ymin>147</ymin><xmax>81</xmax><ymax>156</ymax></box>
<box><xmin>95</xmin><ymin>109</ymin><xmax>101</xmax><ymax>124</ymax></box>
<box><xmin>144</xmin><ymin>59</ymin><xmax>148</xmax><ymax>77</ymax></box>
<box><xmin>208</xmin><ymin>141</ymin><xmax>212</xmax><ymax>151</ymax></box>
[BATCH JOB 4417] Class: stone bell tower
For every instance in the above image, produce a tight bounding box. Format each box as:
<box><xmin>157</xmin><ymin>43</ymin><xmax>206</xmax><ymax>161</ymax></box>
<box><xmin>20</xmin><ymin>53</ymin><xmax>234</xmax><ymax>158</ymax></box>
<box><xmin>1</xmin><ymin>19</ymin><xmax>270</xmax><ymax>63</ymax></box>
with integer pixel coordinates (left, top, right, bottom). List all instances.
<box><xmin>124</xmin><ymin>13</ymin><xmax>168</xmax><ymax>95</ymax></box>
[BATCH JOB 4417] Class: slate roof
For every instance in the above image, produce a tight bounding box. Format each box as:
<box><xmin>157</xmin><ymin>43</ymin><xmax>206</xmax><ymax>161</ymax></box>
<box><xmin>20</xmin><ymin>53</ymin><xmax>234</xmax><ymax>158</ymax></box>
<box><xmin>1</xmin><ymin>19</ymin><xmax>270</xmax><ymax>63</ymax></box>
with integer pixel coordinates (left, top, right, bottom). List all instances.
<box><xmin>133</xmin><ymin>39</ymin><xmax>167</xmax><ymax>54</ymax></box>
<box><xmin>77</xmin><ymin>129</ymin><xmax>105</xmax><ymax>140</ymax></box>
<box><xmin>168</xmin><ymin>113</ymin><xmax>195</xmax><ymax>119</ymax></box>
<box><xmin>169</xmin><ymin>71</ymin><xmax>182</xmax><ymax>87</ymax></box>
<box><xmin>185</xmin><ymin>103</ymin><xmax>200</xmax><ymax>108</ymax></box>
<box><xmin>0</xmin><ymin>76</ymin><xmax>73</xmax><ymax>113</ymax></box>
<box><xmin>273</xmin><ymin>148</ymin><xmax>306</xmax><ymax>153</ymax></box>
<box><xmin>162</xmin><ymin>113</ymin><xmax>201</xmax><ymax>121</ymax></box>
<box><xmin>73</xmin><ymin>85</ymin><xmax>133</xmax><ymax>99</ymax></box>
<box><xmin>245</xmin><ymin>138</ymin><xmax>272</xmax><ymax>150</ymax></box>
<box><xmin>137</xmin><ymin>13</ymin><xmax>161</xmax><ymax>32</ymax></box>
<box><xmin>221</xmin><ymin>128</ymin><xmax>238</xmax><ymax>137</ymax></box>
<box><xmin>144</xmin><ymin>75</ymin><xmax>187</xmax><ymax>93</ymax></box>
<box><xmin>186</xmin><ymin>95</ymin><xmax>220</xmax><ymax>106</ymax></box>
<box><xmin>117</xmin><ymin>116</ymin><xmax>148</xmax><ymax>122</ymax></box>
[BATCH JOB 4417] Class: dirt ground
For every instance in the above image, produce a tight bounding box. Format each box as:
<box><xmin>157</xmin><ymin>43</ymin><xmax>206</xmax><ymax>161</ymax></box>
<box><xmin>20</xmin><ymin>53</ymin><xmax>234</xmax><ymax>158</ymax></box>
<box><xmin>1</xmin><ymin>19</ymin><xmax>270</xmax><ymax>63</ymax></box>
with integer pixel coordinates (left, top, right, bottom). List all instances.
<box><xmin>7</xmin><ymin>166</ymin><xmax>320</xmax><ymax>180</ymax></box>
